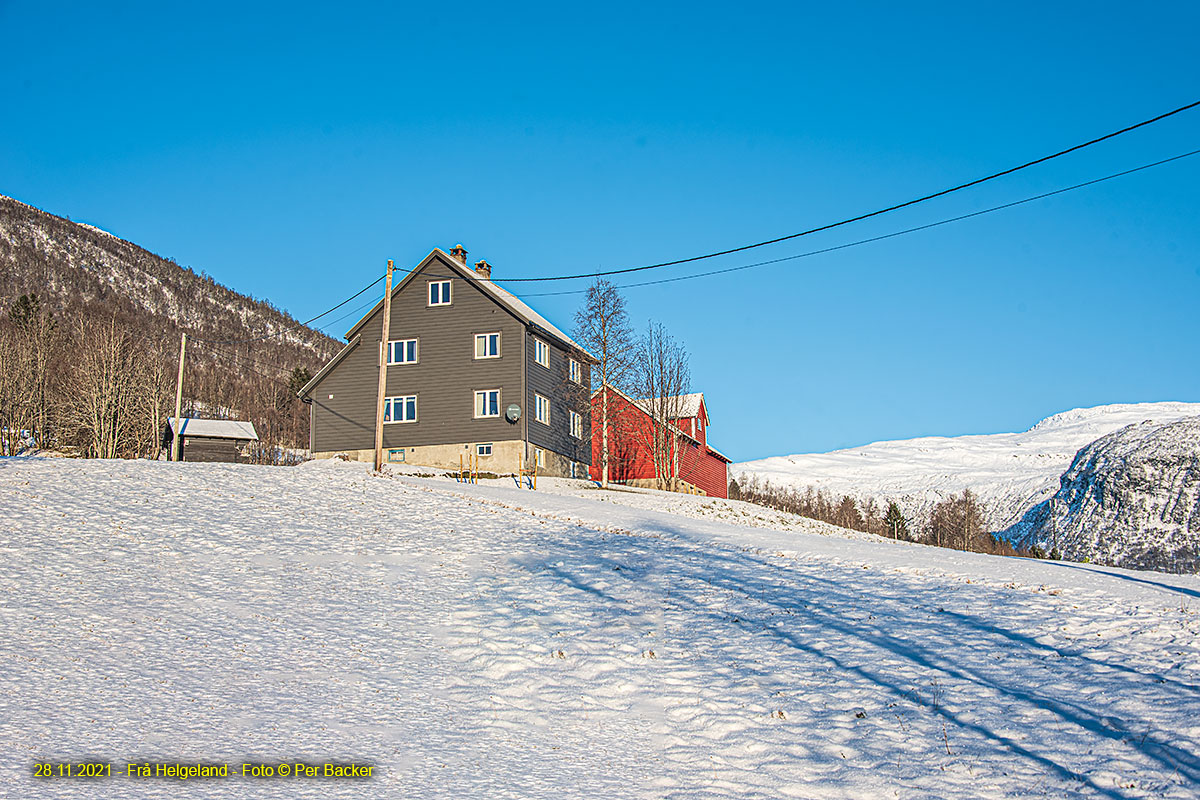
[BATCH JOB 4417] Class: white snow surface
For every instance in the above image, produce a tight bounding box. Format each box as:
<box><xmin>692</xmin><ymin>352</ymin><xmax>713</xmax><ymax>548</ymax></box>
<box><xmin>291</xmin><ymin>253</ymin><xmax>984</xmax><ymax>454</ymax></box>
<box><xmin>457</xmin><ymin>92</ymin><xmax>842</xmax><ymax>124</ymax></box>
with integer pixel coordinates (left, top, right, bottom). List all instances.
<box><xmin>3</xmin><ymin>457</ymin><xmax>1199</xmax><ymax>799</ymax></box>
<box><xmin>732</xmin><ymin>402</ymin><xmax>1200</xmax><ymax>531</ymax></box>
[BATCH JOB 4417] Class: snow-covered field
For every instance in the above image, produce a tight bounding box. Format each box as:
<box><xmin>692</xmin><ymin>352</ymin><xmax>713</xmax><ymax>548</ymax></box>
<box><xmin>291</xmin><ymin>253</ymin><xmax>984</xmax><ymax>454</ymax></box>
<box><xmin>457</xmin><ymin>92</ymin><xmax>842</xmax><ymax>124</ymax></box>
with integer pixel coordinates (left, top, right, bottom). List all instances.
<box><xmin>2</xmin><ymin>457</ymin><xmax>1199</xmax><ymax>799</ymax></box>
<box><xmin>732</xmin><ymin>402</ymin><xmax>1200</xmax><ymax>531</ymax></box>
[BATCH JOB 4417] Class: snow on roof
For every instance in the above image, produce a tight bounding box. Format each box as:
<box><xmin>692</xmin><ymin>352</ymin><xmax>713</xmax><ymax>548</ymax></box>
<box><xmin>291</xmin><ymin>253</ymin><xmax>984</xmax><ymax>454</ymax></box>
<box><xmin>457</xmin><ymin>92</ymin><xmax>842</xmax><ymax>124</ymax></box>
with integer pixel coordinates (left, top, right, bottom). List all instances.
<box><xmin>483</xmin><ymin>278</ymin><xmax>590</xmax><ymax>357</ymax></box>
<box><xmin>635</xmin><ymin>392</ymin><xmax>705</xmax><ymax>419</ymax></box>
<box><xmin>168</xmin><ymin>418</ymin><xmax>259</xmax><ymax>440</ymax></box>
<box><xmin>671</xmin><ymin>393</ymin><xmax>705</xmax><ymax>419</ymax></box>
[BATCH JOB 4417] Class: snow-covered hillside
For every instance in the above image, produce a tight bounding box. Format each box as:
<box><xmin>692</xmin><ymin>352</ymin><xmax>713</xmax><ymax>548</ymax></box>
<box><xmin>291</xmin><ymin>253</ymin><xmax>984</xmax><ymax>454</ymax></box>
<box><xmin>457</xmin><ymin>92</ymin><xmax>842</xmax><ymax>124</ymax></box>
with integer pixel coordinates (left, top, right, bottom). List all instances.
<box><xmin>732</xmin><ymin>402</ymin><xmax>1200</xmax><ymax>533</ymax></box>
<box><xmin>3</xmin><ymin>458</ymin><xmax>1199</xmax><ymax>799</ymax></box>
<box><xmin>1005</xmin><ymin>416</ymin><xmax>1200</xmax><ymax>573</ymax></box>
<box><xmin>0</xmin><ymin>193</ymin><xmax>337</xmax><ymax>356</ymax></box>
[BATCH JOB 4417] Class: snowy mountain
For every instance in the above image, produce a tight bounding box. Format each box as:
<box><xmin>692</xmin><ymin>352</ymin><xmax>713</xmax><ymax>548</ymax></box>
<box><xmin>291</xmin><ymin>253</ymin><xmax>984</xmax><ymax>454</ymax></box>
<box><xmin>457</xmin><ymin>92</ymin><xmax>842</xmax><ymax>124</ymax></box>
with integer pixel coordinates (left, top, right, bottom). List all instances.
<box><xmin>731</xmin><ymin>402</ymin><xmax>1200</xmax><ymax>533</ymax></box>
<box><xmin>1003</xmin><ymin>415</ymin><xmax>1200</xmax><ymax>573</ymax></box>
<box><xmin>0</xmin><ymin>193</ymin><xmax>337</xmax><ymax>357</ymax></box>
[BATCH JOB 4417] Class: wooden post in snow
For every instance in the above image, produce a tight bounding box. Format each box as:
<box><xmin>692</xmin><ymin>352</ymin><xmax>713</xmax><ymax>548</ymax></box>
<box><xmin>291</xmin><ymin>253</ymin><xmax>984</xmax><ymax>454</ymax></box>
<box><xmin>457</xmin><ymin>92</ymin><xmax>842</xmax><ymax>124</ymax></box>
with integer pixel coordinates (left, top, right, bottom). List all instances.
<box><xmin>171</xmin><ymin>332</ymin><xmax>187</xmax><ymax>462</ymax></box>
<box><xmin>373</xmin><ymin>260</ymin><xmax>394</xmax><ymax>472</ymax></box>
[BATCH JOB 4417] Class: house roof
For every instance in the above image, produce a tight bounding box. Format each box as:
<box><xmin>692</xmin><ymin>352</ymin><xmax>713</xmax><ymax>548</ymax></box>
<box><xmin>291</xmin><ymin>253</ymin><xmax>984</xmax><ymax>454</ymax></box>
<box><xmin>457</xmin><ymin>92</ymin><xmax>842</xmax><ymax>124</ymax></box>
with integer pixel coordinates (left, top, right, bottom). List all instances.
<box><xmin>168</xmin><ymin>418</ymin><xmax>259</xmax><ymax>441</ymax></box>
<box><xmin>344</xmin><ymin>249</ymin><xmax>596</xmax><ymax>361</ymax></box>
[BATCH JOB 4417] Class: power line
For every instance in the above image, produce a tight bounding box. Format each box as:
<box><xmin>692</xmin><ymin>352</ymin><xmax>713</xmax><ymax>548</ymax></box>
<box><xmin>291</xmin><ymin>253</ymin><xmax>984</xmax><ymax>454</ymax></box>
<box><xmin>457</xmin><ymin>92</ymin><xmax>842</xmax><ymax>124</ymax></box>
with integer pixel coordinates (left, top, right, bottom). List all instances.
<box><xmin>198</xmin><ymin>343</ymin><xmax>295</xmax><ymax>380</ymax></box>
<box><xmin>188</xmin><ymin>273</ymin><xmax>385</xmax><ymax>345</ymax></box>
<box><xmin>313</xmin><ymin>293</ymin><xmax>385</xmax><ymax>335</ymax></box>
<box><xmin>487</xmin><ymin>99</ymin><xmax>1199</xmax><ymax>282</ymax></box>
<box><xmin>517</xmin><ymin>147</ymin><xmax>1200</xmax><ymax>297</ymax></box>
<box><xmin>172</xmin><ymin>99</ymin><xmax>1200</xmax><ymax>348</ymax></box>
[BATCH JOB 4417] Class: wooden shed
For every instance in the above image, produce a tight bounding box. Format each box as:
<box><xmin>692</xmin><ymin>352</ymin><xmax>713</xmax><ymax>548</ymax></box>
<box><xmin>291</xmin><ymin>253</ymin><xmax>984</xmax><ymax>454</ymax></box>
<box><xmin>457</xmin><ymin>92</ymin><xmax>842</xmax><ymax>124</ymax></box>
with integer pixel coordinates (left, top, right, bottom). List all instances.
<box><xmin>164</xmin><ymin>418</ymin><xmax>259</xmax><ymax>463</ymax></box>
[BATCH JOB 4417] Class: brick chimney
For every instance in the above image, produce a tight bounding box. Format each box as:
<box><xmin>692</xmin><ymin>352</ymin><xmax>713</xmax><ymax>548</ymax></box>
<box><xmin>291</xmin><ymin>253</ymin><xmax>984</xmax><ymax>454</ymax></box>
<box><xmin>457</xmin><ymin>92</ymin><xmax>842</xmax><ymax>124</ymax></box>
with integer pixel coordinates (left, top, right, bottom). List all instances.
<box><xmin>474</xmin><ymin>259</ymin><xmax>492</xmax><ymax>279</ymax></box>
<box><xmin>449</xmin><ymin>243</ymin><xmax>468</xmax><ymax>264</ymax></box>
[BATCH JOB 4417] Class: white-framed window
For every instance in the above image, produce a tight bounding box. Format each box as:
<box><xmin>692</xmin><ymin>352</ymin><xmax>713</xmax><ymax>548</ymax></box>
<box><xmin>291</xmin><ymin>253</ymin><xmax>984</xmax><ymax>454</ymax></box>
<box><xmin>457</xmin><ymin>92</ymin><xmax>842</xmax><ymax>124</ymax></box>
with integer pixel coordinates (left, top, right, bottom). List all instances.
<box><xmin>534</xmin><ymin>447</ymin><xmax>546</xmax><ymax>468</ymax></box>
<box><xmin>534</xmin><ymin>393</ymin><xmax>550</xmax><ymax>425</ymax></box>
<box><xmin>388</xmin><ymin>338</ymin><xmax>418</xmax><ymax>365</ymax></box>
<box><xmin>474</xmin><ymin>389</ymin><xmax>500</xmax><ymax>418</ymax></box>
<box><xmin>428</xmin><ymin>280</ymin><xmax>452</xmax><ymax>306</ymax></box>
<box><xmin>474</xmin><ymin>332</ymin><xmax>501</xmax><ymax>359</ymax></box>
<box><xmin>384</xmin><ymin>395</ymin><xmax>417</xmax><ymax>423</ymax></box>
<box><xmin>534</xmin><ymin>338</ymin><xmax>549</xmax><ymax>368</ymax></box>
<box><xmin>477</xmin><ymin>443</ymin><xmax>493</xmax><ymax>457</ymax></box>
<box><xmin>570</xmin><ymin>410</ymin><xmax>583</xmax><ymax>439</ymax></box>
<box><xmin>569</xmin><ymin>358</ymin><xmax>581</xmax><ymax>384</ymax></box>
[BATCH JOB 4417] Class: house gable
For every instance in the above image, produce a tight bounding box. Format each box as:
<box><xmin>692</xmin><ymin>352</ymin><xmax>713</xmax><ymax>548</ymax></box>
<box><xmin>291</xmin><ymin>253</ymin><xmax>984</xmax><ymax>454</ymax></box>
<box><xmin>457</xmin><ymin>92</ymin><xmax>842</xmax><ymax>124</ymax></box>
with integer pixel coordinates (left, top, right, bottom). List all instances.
<box><xmin>344</xmin><ymin>249</ymin><xmax>595</xmax><ymax>361</ymax></box>
<box><xmin>303</xmin><ymin>251</ymin><xmax>527</xmax><ymax>453</ymax></box>
<box><xmin>300</xmin><ymin>247</ymin><xmax>594</xmax><ymax>473</ymax></box>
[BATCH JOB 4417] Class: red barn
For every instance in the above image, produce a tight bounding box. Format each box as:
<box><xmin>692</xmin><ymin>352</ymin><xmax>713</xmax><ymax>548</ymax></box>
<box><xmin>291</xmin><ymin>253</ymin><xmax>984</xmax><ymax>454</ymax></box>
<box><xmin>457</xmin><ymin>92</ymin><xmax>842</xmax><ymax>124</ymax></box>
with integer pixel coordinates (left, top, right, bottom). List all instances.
<box><xmin>589</xmin><ymin>385</ymin><xmax>731</xmax><ymax>498</ymax></box>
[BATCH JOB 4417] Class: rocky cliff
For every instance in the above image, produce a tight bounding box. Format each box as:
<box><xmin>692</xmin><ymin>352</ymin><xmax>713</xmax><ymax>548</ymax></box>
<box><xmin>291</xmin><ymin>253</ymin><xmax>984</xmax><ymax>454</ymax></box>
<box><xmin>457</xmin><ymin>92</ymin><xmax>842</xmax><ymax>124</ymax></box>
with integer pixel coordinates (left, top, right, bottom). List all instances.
<box><xmin>1003</xmin><ymin>416</ymin><xmax>1200</xmax><ymax>573</ymax></box>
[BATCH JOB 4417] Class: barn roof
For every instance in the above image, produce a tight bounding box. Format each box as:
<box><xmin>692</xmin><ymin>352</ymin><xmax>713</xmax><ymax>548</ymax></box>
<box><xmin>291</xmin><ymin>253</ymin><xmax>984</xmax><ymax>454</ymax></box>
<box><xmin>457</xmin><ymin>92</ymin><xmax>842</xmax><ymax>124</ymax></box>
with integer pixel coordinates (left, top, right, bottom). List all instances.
<box><xmin>705</xmin><ymin>444</ymin><xmax>732</xmax><ymax>463</ymax></box>
<box><xmin>667</xmin><ymin>393</ymin><xmax>706</xmax><ymax>419</ymax></box>
<box><xmin>168</xmin><ymin>418</ymin><xmax>259</xmax><ymax>441</ymax></box>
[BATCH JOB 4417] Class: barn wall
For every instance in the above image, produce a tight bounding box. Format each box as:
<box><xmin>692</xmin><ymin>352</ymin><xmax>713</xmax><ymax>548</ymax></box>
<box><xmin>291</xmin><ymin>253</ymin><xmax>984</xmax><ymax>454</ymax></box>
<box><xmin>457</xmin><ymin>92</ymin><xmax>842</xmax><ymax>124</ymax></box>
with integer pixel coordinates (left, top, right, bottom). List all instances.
<box><xmin>589</xmin><ymin>388</ymin><xmax>728</xmax><ymax>497</ymax></box>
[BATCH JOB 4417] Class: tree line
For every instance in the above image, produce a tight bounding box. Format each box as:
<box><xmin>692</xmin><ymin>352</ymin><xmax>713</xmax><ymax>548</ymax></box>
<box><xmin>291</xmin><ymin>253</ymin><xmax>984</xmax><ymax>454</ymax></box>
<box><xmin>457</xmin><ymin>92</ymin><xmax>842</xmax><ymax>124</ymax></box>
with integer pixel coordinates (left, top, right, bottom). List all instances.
<box><xmin>0</xmin><ymin>293</ymin><xmax>318</xmax><ymax>462</ymax></box>
<box><xmin>729</xmin><ymin>474</ymin><xmax>1032</xmax><ymax>557</ymax></box>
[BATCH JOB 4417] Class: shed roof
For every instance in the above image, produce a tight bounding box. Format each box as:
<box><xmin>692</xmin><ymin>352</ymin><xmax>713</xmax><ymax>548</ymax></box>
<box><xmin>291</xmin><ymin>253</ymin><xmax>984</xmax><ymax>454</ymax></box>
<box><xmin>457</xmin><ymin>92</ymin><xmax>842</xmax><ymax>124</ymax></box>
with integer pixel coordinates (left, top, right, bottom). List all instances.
<box><xmin>168</xmin><ymin>418</ymin><xmax>259</xmax><ymax>441</ymax></box>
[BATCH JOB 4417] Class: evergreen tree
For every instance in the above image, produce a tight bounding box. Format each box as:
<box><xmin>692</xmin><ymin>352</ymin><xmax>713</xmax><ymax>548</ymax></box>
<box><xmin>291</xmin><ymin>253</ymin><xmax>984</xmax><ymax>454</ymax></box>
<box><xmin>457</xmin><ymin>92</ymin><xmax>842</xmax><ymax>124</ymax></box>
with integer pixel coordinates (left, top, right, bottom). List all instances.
<box><xmin>836</xmin><ymin>494</ymin><xmax>863</xmax><ymax>531</ymax></box>
<box><xmin>288</xmin><ymin>366</ymin><xmax>313</xmax><ymax>397</ymax></box>
<box><xmin>883</xmin><ymin>501</ymin><xmax>909</xmax><ymax>540</ymax></box>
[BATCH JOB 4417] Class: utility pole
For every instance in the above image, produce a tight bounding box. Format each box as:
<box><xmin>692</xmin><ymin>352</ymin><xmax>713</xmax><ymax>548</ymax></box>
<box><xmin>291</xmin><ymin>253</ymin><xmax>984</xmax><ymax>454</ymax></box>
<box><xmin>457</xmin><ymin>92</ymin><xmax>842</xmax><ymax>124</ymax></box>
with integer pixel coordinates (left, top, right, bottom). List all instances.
<box><xmin>171</xmin><ymin>332</ymin><xmax>187</xmax><ymax>461</ymax></box>
<box><xmin>373</xmin><ymin>260</ymin><xmax>394</xmax><ymax>472</ymax></box>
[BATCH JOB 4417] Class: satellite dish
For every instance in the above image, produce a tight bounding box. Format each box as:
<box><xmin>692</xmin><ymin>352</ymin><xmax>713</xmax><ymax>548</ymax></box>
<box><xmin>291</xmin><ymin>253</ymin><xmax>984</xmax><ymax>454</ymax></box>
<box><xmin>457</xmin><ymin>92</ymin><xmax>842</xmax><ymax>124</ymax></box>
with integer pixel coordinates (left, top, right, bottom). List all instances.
<box><xmin>505</xmin><ymin>403</ymin><xmax>522</xmax><ymax>423</ymax></box>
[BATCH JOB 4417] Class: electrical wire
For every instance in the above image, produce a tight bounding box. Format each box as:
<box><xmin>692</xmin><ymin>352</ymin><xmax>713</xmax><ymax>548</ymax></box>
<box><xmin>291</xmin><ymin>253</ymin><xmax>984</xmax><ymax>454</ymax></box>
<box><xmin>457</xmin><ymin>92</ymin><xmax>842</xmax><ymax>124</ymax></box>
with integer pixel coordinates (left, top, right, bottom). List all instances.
<box><xmin>518</xmin><ymin>146</ymin><xmax>1200</xmax><ymax>297</ymax></box>
<box><xmin>199</xmin><ymin>343</ymin><xmax>294</xmax><ymax>380</ymax></box>
<box><xmin>188</xmin><ymin>273</ymin><xmax>385</xmax><ymax>345</ymax></box>
<box><xmin>170</xmin><ymin>99</ymin><xmax>1200</xmax><ymax>347</ymax></box>
<box><xmin>312</xmin><ymin>293</ymin><xmax>385</xmax><ymax>335</ymax></box>
<box><xmin>494</xmin><ymin>98</ymin><xmax>1200</xmax><ymax>282</ymax></box>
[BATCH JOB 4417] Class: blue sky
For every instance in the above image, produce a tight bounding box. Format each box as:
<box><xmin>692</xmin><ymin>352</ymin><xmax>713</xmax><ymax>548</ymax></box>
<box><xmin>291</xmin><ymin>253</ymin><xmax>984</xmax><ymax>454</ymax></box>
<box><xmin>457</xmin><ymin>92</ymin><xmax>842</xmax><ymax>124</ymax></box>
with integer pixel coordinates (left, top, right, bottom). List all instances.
<box><xmin>3</xmin><ymin>1</ymin><xmax>1198</xmax><ymax>461</ymax></box>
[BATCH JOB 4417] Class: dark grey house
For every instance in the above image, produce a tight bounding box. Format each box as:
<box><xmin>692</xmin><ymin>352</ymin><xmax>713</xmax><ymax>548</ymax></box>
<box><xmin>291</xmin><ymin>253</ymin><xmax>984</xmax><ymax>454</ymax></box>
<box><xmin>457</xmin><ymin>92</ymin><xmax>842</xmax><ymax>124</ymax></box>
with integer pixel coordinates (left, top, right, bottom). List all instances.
<box><xmin>299</xmin><ymin>246</ymin><xmax>595</xmax><ymax>477</ymax></box>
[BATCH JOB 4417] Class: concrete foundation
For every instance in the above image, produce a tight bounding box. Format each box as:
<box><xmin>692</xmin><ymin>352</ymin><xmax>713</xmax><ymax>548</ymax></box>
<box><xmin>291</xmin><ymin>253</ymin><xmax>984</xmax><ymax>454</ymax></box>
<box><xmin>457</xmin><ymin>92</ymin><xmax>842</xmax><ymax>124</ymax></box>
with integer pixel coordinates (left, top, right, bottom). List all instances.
<box><xmin>312</xmin><ymin>439</ymin><xmax>587</xmax><ymax>479</ymax></box>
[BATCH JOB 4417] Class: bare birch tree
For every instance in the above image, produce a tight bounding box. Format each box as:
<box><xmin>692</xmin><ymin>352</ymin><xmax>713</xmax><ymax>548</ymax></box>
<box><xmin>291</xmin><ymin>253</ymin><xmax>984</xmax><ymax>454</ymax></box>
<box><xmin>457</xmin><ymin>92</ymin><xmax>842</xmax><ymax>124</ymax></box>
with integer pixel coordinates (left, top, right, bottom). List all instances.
<box><xmin>633</xmin><ymin>321</ymin><xmax>690</xmax><ymax>491</ymax></box>
<box><xmin>0</xmin><ymin>323</ymin><xmax>30</xmax><ymax>456</ymax></box>
<box><xmin>573</xmin><ymin>279</ymin><xmax>636</xmax><ymax>487</ymax></box>
<box><xmin>70</xmin><ymin>317</ymin><xmax>142</xmax><ymax>458</ymax></box>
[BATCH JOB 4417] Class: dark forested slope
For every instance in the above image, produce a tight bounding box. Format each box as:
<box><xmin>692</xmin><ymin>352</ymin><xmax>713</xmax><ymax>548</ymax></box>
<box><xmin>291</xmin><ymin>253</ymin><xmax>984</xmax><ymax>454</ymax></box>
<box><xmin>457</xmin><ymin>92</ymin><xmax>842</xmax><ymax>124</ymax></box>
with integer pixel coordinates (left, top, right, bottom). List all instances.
<box><xmin>0</xmin><ymin>193</ymin><xmax>346</xmax><ymax>459</ymax></box>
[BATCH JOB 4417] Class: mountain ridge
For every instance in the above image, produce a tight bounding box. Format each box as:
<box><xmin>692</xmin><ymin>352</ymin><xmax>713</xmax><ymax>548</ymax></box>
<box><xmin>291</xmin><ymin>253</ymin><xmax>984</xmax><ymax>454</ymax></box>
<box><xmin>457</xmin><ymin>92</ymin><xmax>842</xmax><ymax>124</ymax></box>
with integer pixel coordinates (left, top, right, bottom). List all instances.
<box><xmin>0</xmin><ymin>192</ymin><xmax>339</xmax><ymax>358</ymax></box>
<box><xmin>731</xmin><ymin>401</ymin><xmax>1200</xmax><ymax>537</ymax></box>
